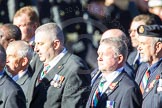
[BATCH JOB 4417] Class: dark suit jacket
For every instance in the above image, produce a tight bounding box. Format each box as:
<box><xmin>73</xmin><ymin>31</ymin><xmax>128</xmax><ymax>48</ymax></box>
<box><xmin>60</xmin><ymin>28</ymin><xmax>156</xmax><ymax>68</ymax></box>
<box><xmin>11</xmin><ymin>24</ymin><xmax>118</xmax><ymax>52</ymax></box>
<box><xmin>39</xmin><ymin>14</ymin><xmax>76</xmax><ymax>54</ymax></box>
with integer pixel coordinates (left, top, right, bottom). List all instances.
<box><xmin>0</xmin><ymin>72</ymin><xmax>26</xmax><ymax>108</ymax></box>
<box><xmin>16</xmin><ymin>70</ymin><xmax>32</xmax><ymax>97</ymax></box>
<box><xmin>86</xmin><ymin>71</ymin><xmax>142</xmax><ymax>108</ymax></box>
<box><xmin>29</xmin><ymin>53</ymin><xmax>40</xmax><ymax>75</ymax></box>
<box><xmin>26</xmin><ymin>52</ymin><xmax>91</xmax><ymax>108</ymax></box>
<box><xmin>135</xmin><ymin>61</ymin><xmax>162</xmax><ymax>108</ymax></box>
<box><xmin>127</xmin><ymin>48</ymin><xmax>140</xmax><ymax>72</ymax></box>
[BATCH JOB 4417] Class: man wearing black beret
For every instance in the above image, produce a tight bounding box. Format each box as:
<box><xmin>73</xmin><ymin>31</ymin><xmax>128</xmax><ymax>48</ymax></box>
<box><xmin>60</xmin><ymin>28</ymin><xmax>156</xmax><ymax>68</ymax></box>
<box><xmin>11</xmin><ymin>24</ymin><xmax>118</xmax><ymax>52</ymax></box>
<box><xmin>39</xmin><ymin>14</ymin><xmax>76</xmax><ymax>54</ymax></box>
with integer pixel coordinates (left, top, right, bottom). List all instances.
<box><xmin>135</xmin><ymin>24</ymin><xmax>162</xmax><ymax>108</ymax></box>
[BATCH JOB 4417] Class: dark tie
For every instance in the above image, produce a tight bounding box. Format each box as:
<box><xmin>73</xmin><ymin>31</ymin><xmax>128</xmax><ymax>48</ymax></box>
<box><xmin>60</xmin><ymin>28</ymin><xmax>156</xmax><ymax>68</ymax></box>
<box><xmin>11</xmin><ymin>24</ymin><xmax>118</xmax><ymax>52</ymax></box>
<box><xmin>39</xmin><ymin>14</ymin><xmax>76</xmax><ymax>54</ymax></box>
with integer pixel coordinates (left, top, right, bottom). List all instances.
<box><xmin>140</xmin><ymin>69</ymin><xmax>150</xmax><ymax>94</ymax></box>
<box><xmin>91</xmin><ymin>78</ymin><xmax>106</xmax><ymax>108</ymax></box>
<box><xmin>38</xmin><ymin>64</ymin><xmax>51</xmax><ymax>83</ymax></box>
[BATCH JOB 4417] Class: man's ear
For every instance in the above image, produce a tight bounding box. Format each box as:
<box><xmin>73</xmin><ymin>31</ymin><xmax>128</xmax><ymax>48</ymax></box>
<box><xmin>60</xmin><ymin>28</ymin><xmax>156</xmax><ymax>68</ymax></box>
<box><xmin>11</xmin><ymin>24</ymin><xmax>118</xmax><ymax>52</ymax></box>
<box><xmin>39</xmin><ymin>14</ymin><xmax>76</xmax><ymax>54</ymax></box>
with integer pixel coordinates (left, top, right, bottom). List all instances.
<box><xmin>155</xmin><ymin>42</ymin><xmax>162</xmax><ymax>55</ymax></box>
<box><xmin>117</xmin><ymin>54</ymin><xmax>124</xmax><ymax>64</ymax></box>
<box><xmin>53</xmin><ymin>40</ymin><xmax>60</xmax><ymax>50</ymax></box>
<box><xmin>21</xmin><ymin>57</ymin><xmax>29</xmax><ymax>66</ymax></box>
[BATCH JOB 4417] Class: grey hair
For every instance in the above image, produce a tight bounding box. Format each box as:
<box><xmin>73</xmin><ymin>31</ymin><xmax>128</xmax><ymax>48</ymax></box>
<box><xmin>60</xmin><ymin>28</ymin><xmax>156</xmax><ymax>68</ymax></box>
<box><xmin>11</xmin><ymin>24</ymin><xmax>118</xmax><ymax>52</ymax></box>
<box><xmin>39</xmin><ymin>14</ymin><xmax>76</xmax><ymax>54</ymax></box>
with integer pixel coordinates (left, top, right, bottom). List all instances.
<box><xmin>100</xmin><ymin>37</ymin><xmax>128</xmax><ymax>61</ymax></box>
<box><xmin>7</xmin><ymin>40</ymin><xmax>33</xmax><ymax>62</ymax></box>
<box><xmin>35</xmin><ymin>23</ymin><xmax>64</xmax><ymax>45</ymax></box>
<box><xmin>151</xmin><ymin>37</ymin><xmax>162</xmax><ymax>47</ymax></box>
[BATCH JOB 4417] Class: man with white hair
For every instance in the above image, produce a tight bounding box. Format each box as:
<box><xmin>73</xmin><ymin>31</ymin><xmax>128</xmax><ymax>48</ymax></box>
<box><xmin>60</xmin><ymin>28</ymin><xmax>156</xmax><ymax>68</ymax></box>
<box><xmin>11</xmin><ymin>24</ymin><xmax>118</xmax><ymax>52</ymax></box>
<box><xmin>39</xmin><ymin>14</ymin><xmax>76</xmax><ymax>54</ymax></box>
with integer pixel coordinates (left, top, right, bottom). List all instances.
<box><xmin>135</xmin><ymin>24</ymin><xmax>162</xmax><ymax>108</ymax></box>
<box><xmin>6</xmin><ymin>40</ymin><xmax>33</xmax><ymax>96</ymax></box>
<box><xmin>0</xmin><ymin>44</ymin><xmax>26</xmax><ymax>108</ymax></box>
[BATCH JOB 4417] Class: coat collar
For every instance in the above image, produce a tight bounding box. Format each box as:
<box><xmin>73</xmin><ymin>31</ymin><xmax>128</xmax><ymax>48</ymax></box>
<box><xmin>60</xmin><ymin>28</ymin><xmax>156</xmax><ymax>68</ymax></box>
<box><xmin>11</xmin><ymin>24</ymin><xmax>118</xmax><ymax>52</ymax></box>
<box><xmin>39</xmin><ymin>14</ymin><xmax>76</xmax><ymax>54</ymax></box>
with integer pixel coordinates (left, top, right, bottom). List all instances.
<box><xmin>16</xmin><ymin>71</ymin><xmax>31</xmax><ymax>85</ymax></box>
<box><xmin>135</xmin><ymin>63</ymin><xmax>148</xmax><ymax>85</ymax></box>
<box><xmin>104</xmin><ymin>71</ymin><xmax>125</xmax><ymax>96</ymax></box>
<box><xmin>41</xmin><ymin>52</ymin><xmax>71</xmax><ymax>84</ymax></box>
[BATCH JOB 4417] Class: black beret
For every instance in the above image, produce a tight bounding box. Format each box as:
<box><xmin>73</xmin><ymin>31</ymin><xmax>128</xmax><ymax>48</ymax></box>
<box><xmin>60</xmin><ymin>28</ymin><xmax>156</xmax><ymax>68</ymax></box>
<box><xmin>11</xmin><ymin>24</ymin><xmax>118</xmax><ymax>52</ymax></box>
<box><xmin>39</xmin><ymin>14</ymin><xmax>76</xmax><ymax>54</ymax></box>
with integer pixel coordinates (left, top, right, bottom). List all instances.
<box><xmin>137</xmin><ymin>25</ymin><xmax>162</xmax><ymax>38</ymax></box>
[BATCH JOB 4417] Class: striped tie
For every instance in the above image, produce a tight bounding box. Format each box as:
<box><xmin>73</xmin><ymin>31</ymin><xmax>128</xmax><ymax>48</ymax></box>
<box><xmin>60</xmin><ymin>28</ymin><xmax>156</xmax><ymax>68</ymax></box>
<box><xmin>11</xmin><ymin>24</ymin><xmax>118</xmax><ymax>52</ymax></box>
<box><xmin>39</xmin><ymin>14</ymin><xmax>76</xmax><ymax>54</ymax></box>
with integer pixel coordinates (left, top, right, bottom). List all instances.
<box><xmin>91</xmin><ymin>78</ymin><xmax>106</xmax><ymax>108</ymax></box>
<box><xmin>38</xmin><ymin>64</ymin><xmax>51</xmax><ymax>82</ymax></box>
<box><xmin>140</xmin><ymin>69</ymin><xmax>150</xmax><ymax>94</ymax></box>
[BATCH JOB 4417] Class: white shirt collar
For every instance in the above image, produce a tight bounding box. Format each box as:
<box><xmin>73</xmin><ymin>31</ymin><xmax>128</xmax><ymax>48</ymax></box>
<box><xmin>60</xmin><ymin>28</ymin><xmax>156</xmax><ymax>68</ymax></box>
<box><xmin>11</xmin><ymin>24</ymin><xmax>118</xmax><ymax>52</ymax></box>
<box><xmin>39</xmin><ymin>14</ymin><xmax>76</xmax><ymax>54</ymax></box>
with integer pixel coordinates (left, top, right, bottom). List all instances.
<box><xmin>47</xmin><ymin>48</ymin><xmax>67</xmax><ymax>72</ymax></box>
<box><xmin>101</xmin><ymin>67</ymin><xmax>124</xmax><ymax>92</ymax></box>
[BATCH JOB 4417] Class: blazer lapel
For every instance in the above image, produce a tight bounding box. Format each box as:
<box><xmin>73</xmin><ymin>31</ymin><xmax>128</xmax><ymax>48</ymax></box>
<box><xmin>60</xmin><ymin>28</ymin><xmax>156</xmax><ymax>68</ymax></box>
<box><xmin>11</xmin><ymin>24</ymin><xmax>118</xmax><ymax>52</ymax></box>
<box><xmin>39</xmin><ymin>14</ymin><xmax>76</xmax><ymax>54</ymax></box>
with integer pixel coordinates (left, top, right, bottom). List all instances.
<box><xmin>135</xmin><ymin>63</ymin><xmax>148</xmax><ymax>85</ymax></box>
<box><xmin>42</xmin><ymin>53</ymin><xmax>72</xmax><ymax>83</ymax></box>
<box><xmin>26</xmin><ymin>62</ymin><xmax>44</xmax><ymax>105</ymax></box>
<box><xmin>87</xmin><ymin>76</ymin><xmax>102</xmax><ymax>107</ymax></box>
<box><xmin>16</xmin><ymin>71</ymin><xmax>31</xmax><ymax>85</ymax></box>
<box><xmin>96</xmin><ymin>72</ymin><xmax>126</xmax><ymax>108</ymax></box>
<box><xmin>105</xmin><ymin>72</ymin><xmax>125</xmax><ymax>97</ymax></box>
<box><xmin>143</xmin><ymin>61</ymin><xmax>162</xmax><ymax>98</ymax></box>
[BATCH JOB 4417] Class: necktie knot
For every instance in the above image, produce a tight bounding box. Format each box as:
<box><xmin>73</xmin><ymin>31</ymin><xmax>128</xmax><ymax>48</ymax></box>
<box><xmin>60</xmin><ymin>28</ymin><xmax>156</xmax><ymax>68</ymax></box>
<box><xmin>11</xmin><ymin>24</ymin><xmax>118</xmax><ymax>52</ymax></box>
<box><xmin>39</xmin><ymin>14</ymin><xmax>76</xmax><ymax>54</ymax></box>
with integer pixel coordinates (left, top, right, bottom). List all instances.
<box><xmin>39</xmin><ymin>64</ymin><xmax>51</xmax><ymax>82</ymax></box>
<box><xmin>99</xmin><ymin>78</ymin><xmax>106</xmax><ymax>87</ymax></box>
<box><xmin>43</xmin><ymin>64</ymin><xmax>50</xmax><ymax>71</ymax></box>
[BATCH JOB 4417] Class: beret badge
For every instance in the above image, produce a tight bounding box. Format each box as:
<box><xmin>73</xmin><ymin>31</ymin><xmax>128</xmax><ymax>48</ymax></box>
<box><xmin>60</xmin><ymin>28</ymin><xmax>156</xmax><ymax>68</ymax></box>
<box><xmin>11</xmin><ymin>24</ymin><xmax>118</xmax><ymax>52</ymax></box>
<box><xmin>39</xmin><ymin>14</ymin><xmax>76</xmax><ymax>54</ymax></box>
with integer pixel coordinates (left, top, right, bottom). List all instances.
<box><xmin>139</xmin><ymin>25</ymin><xmax>145</xmax><ymax>34</ymax></box>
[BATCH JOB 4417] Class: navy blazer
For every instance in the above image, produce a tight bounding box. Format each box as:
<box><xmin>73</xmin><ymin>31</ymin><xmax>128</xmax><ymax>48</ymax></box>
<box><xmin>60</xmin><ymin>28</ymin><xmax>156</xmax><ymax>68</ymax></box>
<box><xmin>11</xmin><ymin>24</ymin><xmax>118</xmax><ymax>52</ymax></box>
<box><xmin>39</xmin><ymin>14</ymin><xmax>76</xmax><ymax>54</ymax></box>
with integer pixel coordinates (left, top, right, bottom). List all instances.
<box><xmin>135</xmin><ymin>61</ymin><xmax>162</xmax><ymax>108</ymax></box>
<box><xmin>86</xmin><ymin>71</ymin><xmax>142</xmax><ymax>108</ymax></box>
<box><xmin>0</xmin><ymin>72</ymin><xmax>26</xmax><ymax>108</ymax></box>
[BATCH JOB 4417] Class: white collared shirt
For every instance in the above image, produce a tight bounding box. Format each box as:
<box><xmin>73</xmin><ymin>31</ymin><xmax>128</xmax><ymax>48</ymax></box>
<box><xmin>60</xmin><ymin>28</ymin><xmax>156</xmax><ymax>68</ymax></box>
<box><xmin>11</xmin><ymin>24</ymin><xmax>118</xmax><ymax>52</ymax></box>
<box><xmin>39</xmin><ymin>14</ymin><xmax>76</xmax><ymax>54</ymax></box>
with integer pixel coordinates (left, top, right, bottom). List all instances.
<box><xmin>47</xmin><ymin>48</ymin><xmax>67</xmax><ymax>72</ymax></box>
<box><xmin>102</xmin><ymin>67</ymin><xmax>124</xmax><ymax>93</ymax></box>
<box><xmin>12</xmin><ymin>69</ymin><xmax>28</xmax><ymax>82</ymax></box>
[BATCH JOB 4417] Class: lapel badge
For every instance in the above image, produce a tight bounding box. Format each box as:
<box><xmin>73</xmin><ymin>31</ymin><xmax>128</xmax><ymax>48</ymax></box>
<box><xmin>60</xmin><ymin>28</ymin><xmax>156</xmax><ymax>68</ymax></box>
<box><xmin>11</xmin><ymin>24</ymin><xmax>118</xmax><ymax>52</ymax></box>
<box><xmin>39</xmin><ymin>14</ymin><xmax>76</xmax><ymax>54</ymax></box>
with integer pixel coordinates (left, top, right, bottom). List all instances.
<box><xmin>109</xmin><ymin>81</ymin><xmax>119</xmax><ymax>90</ymax></box>
<box><xmin>146</xmin><ymin>75</ymin><xmax>160</xmax><ymax>92</ymax></box>
<box><xmin>50</xmin><ymin>74</ymin><xmax>65</xmax><ymax>88</ymax></box>
<box><xmin>58</xmin><ymin>65</ymin><xmax>62</xmax><ymax>69</ymax></box>
<box><xmin>146</xmin><ymin>80</ymin><xmax>156</xmax><ymax>92</ymax></box>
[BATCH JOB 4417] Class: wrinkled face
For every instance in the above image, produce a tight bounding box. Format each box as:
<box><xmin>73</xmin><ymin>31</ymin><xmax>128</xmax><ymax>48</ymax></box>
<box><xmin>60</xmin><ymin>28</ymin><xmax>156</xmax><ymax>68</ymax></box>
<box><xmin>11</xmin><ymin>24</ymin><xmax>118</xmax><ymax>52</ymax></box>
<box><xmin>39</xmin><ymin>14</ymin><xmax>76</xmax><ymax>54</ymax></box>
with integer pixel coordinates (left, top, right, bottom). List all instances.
<box><xmin>129</xmin><ymin>21</ymin><xmax>146</xmax><ymax>48</ymax></box>
<box><xmin>97</xmin><ymin>43</ymin><xmax>119</xmax><ymax>73</ymax></box>
<box><xmin>13</xmin><ymin>14</ymin><xmax>36</xmax><ymax>42</ymax></box>
<box><xmin>138</xmin><ymin>36</ymin><xmax>154</xmax><ymax>63</ymax></box>
<box><xmin>6</xmin><ymin>46</ymin><xmax>23</xmax><ymax>75</ymax></box>
<box><xmin>34</xmin><ymin>31</ymin><xmax>55</xmax><ymax>64</ymax></box>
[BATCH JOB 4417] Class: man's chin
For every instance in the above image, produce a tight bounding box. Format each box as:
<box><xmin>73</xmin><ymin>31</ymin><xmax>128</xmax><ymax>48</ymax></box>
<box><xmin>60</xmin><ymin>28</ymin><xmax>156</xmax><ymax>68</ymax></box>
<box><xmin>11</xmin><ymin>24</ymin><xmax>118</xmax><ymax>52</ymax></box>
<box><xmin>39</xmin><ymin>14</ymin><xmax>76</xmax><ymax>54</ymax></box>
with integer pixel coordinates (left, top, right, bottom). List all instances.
<box><xmin>140</xmin><ymin>58</ymin><xmax>148</xmax><ymax>63</ymax></box>
<box><xmin>39</xmin><ymin>57</ymin><xmax>45</xmax><ymax>62</ymax></box>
